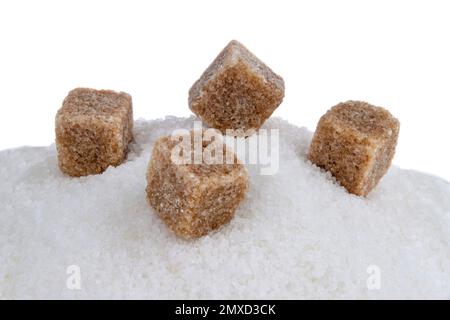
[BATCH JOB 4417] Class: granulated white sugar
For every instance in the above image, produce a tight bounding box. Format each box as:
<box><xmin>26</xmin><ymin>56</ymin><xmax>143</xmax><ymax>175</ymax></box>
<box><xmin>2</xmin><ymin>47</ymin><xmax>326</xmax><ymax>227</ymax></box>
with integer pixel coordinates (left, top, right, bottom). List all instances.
<box><xmin>1</xmin><ymin>116</ymin><xmax>449</xmax><ymax>299</ymax></box>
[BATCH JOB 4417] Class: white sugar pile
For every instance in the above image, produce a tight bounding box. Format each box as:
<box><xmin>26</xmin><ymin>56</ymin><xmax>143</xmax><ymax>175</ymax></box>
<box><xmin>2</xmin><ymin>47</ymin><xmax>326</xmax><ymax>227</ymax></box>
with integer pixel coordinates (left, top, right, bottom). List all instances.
<box><xmin>1</xmin><ymin>116</ymin><xmax>450</xmax><ymax>299</ymax></box>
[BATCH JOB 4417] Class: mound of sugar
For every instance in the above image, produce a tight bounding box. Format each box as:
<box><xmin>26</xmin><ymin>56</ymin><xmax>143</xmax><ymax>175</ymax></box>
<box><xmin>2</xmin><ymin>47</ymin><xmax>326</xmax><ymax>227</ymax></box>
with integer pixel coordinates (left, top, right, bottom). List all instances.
<box><xmin>1</xmin><ymin>116</ymin><xmax>449</xmax><ymax>299</ymax></box>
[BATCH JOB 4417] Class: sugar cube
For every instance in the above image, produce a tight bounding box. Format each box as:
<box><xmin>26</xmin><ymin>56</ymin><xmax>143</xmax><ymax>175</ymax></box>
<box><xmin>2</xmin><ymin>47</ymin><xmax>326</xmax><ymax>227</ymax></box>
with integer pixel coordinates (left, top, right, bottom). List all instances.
<box><xmin>188</xmin><ymin>40</ymin><xmax>285</xmax><ymax>134</ymax></box>
<box><xmin>308</xmin><ymin>101</ymin><xmax>400</xmax><ymax>196</ymax></box>
<box><xmin>55</xmin><ymin>88</ymin><xmax>133</xmax><ymax>177</ymax></box>
<box><xmin>146</xmin><ymin>131</ymin><xmax>249</xmax><ymax>239</ymax></box>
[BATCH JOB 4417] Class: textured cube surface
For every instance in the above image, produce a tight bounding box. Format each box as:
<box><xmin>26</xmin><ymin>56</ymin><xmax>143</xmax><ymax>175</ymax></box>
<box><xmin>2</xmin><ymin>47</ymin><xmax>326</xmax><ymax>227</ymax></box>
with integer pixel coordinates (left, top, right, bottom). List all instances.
<box><xmin>55</xmin><ymin>88</ymin><xmax>133</xmax><ymax>177</ymax></box>
<box><xmin>308</xmin><ymin>101</ymin><xmax>400</xmax><ymax>196</ymax></box>
<box><xmin>146</xmin><ymin>132</ymin><xmax>249</xmax><ymax>239</ymax></box>
<box><xmin>189</xmin><ymin>40</ymin><xmax>285</xmax><ymax>133</ymax></box>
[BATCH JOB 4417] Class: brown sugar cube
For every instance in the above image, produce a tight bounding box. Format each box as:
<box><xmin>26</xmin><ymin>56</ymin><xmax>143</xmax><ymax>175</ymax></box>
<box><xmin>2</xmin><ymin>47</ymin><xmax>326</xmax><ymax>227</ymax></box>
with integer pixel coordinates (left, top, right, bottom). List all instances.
<box><xmin>188</xmin><ymin>40</ymin><xmax>285</xmax><ymax>133</ymax></box>
<box><xmin>308</xmin><ymin>101</ymin><xmax>400</xmax><ymax>196</ymax></box>
<box><xmin>55</xmin><ymin>88</ymin><xmax>133</xmax><ymax>177</ymax></box>
<box><xmin>146</xmin><ymin>131</ymin><xmax>249</xmax><ymax>239</ymax></box>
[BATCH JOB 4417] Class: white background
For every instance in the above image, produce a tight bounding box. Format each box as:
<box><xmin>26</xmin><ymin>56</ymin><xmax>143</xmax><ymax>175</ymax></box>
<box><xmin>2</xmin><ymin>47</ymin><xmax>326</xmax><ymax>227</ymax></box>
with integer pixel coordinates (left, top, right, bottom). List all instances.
<box><xmin>0</xmin><ymin>0</ymin><xmax>449</xmax><ymax>180</ymax></box>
